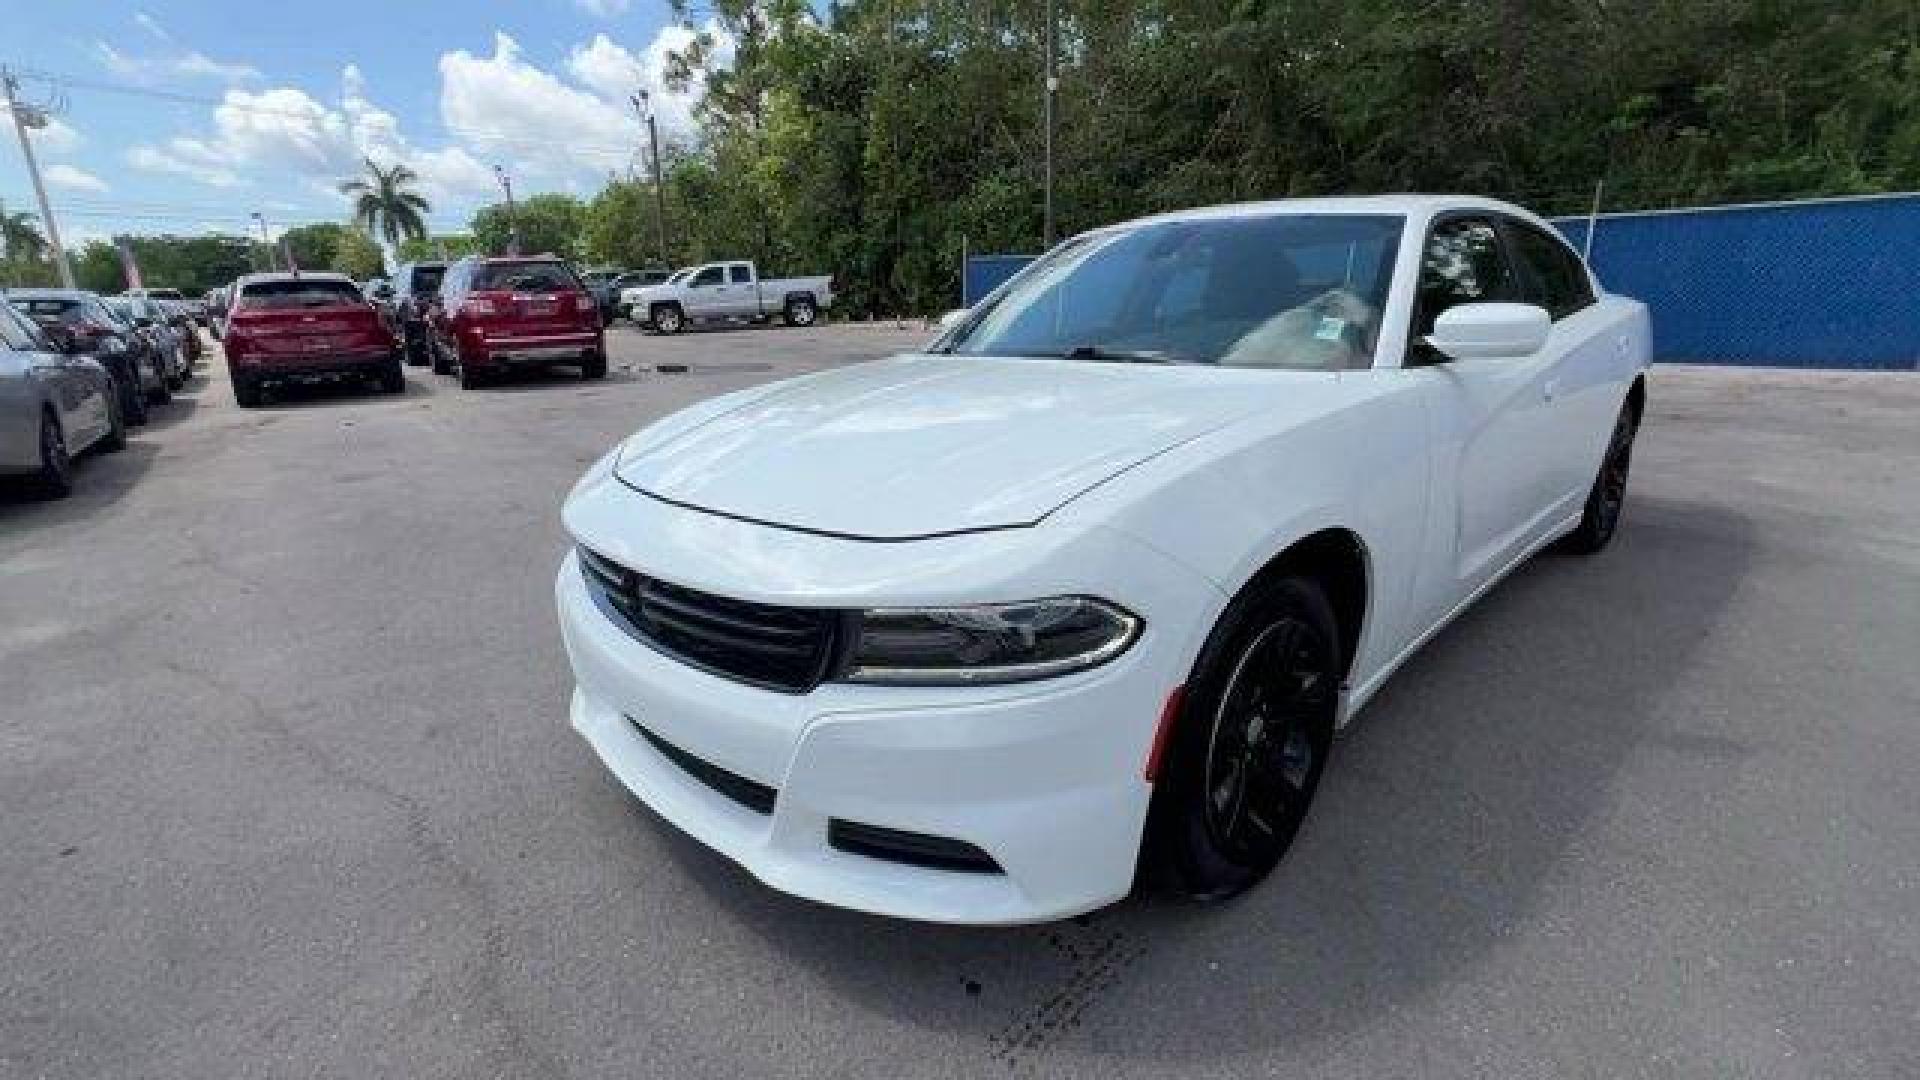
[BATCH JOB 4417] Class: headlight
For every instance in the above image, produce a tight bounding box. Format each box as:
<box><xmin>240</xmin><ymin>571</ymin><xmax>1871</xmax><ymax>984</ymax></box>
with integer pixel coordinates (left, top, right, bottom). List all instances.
<box><xmin>841</xmin><ymin>597</ymin><xmax>1140</xmax><ymax>685</ymax></box>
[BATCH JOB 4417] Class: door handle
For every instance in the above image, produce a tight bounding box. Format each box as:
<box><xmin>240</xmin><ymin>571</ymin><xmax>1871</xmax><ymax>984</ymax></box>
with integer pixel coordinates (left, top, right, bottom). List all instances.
<box><xmin>1543</xmin><ymin>378</ymin><xmax>1561</xmax><ymax>402</ymax></box>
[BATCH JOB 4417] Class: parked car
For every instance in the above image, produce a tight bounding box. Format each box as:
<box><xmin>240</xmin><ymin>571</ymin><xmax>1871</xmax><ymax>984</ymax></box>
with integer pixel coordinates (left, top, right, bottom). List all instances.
<box><xmin>0</xmin><ymin>300</ymin><xmax>123</xmax><ymax>498</ymax></box>
<box><xmin>222</xmin><ymin>273</ymin><xmax>403</xmax><ymax>408</ymax></box>
<box><xmin>555</xmin><ymin>195</ymin><xmax>1652</xmax><ymax>924</ymax></box>
<box><xmin>101</xmin><ymin>297</ymin><xmax>182</xmax><ymax>399</ymax></box>
<box><xmin>9</xmin><ymin>289</ymin><xmax>167</xmax><ymax>425</ymax></box>
<box><xmin>583</xmin><ymin>268</ymin><xmax>669</xmax><ymax>325</ymax></box>
<box><xmin>429</xmin><ymin>256</ymin><xmax>605</xmax><ymax>388</ymax></box>
<box><xmin>625</xmin><ymin>261</ymin><xmax>833</xmax><ymax>334</ymax></box>
<box><xmin>390</xmin><ymin>261</ymin><xmax>446</xmax><ymax>367</ymax></box>
<box><xmin>154</xmin><ymin>298</ymin><xmax>202</xmax><ymax>368</ymax></box>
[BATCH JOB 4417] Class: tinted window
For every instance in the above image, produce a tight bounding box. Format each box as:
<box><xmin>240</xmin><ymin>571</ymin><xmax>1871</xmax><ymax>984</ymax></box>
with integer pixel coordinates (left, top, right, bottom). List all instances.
<box><xmin>471</xmin><ymin>261</ymin><xmax>580</xmax><ymax>292</ymax></box>
<box><xmin>18</xmin><ymin>298</ymin><xmax>84</xmax><ymax>323</ymax></box>
<box><xmin>1507</xmin><ymin>221</ymin><xmax>1595</xmax><ymax>319</ymax></box>
<box><xmin>1414</xmin><ymin>218</ymin><xmax>1516</xmax><ymax>337</ymax></box>
<box><xmin>236</xmin><ymin>280</ymin><xmax>364</xmax><ymax>310</ymax></box>
<box><xmin>408</xmin><ymin>266</ymin><xmax>446</xmax><ymax>294</ymax></box>
<box><xmin>948</xmin><ymin>214</ymin><xmax>1403</xmax><ymax>371</ymax></box>
<box><xmin>729</xmin><ymin>265</ymin><xmax>752</xmax><ymax>284</ymax></box>
<box><xmin>690</xmin><ymin>266</ymin><xmax>724</xmax><ymax>288</ymax></box>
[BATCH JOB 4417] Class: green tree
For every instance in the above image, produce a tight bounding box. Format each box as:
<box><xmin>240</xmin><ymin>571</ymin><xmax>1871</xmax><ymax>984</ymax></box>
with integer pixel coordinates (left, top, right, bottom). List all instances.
<box><xmin>280</xmin><ymin>222</ymin><xmax>348</xmax><ymax>274</ymax></box>
<box><xmin>1</xmin><ymin>199</ymin><xmax>47</xmax><ymax>263</ymax></box>
<box><xmin>73</xmin><ymin>240</ymin><xmax>127</xmax><ymax>293</ymax></box>
<box><xmin>395</xmin><ymin>234</ymin><xmax>477</xmax><ymax>263</ymax></box>
<box><xmin>583</xmin><ymin>181</ymin><xmax>672</xmax><ymax>268</ymax></box>
<box><xmin>470</xmin><ymin>193</ymin><xmax>585</xmax><ymax>258</ymax></box>
<box><xmin>332</xmin><ymin>229</ymin><xmax>386</xmax><ymax>279</ymax></box>
<box><xmin>338</xmin><ymin>157</ymin><xmax>432</xmax><ymax>249</ymax></box>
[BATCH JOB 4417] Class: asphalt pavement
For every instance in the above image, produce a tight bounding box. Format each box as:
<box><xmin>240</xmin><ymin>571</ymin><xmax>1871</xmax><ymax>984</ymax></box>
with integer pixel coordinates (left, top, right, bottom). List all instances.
<box><xmin>4</xmin><ymin>323</ymin><xmax>1918</xmax><ymax>1079</ymax></box>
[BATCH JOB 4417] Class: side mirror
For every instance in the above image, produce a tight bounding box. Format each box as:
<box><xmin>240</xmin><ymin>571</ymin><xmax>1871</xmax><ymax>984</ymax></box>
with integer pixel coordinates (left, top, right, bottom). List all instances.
<box><xmin>937</xmin><ymin>308</ymin><xmax>970</xmax><ymax>330</ymax></box>
<box><xmin>1425</xmin><ymin>302</ymin><xmax>1550</xmax><ymax>361</ymax></box>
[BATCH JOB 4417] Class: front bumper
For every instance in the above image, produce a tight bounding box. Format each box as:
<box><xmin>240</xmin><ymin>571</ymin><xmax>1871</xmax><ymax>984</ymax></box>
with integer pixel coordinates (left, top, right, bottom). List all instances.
<box><xmin>554</xmin><ymin>481</ymin><xmax>1221</xmax><ymax>924</ymax></box>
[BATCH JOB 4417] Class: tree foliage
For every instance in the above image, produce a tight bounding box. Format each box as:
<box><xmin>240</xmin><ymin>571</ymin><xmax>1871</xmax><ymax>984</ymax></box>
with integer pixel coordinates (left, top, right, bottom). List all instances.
<box><xmin>470</xmin><ymin>194</ymin><xmax>587</xmax><ymax>258</ymax></box>
<box><xmin>395</xmin><ymin>234</ymin><xmax>479</xmax><ymax>263</ymax></box>
<box><xmin>338</xmin><ymin>157</ymin><xmax>432</xmax><ymax>250</ymax></box>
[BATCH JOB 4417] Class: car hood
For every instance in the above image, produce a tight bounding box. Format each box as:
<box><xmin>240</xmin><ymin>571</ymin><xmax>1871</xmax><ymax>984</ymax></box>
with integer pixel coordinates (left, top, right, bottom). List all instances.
<box><xmin>613</xmin><ymin>354</ymin><xmax>1333</xmax><ymax>540</ymax></box>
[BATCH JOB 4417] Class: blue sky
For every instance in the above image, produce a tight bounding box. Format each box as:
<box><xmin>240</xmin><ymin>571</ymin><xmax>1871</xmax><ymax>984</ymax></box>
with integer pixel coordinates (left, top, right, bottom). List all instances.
<box><xmin>1</xmin><ymin>0</ymin><xmax>724</xmax><ymax>247</ymax></box>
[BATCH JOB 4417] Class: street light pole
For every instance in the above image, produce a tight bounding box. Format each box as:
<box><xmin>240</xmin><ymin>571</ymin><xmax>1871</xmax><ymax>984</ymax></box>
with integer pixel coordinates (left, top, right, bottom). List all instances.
<box><xmin>1042</xmin><ymin>0</ymin><xmax>1056</xmax><ymax>249</ymax></box>
<box><xmin>251</xmin><ymin>211</ymin><xmax>273</xmax><ymax>271</ymax></box>
<box><xmin>494</xmin><ymin>165</ymin><xmax>521</xmax><ymax>256</ymax></box>
<box><xmin>3</xmin><ymin>68</ymin><xmax>75</xmax><ymax>288</ymax></box>
<box><xmin>631</xmin><ymin>91</ymin><xmax>670</xmax><ymax>265</ymax></box>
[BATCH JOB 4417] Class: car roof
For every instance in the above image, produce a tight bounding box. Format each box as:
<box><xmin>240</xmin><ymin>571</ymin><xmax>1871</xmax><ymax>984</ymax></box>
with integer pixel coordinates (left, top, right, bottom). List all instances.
<box><xmin>6</xmin><ymin>288</ymin><xmax>97</xmax><ymax>300</ymax></box>
<box><xmin>1105</xmin><ymin>193</ymin><xmax>1558</xmax><ymax>234</ymax></box>
<box><xmin>235</xmin><ymin>272</ymin><xmax>357</xmax><ymax>286</ymax></box>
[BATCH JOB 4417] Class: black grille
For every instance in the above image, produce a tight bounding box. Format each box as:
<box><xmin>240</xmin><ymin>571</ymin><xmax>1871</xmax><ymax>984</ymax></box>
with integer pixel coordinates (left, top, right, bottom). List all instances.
<box><xmin>629</xmin><ymin>716</ymin><xmax>776</xmax><ymax>815</ymax></box>
<box><xmin>828</xmin><ymin>820</ymin><xmax>1003</xmax><ymax>875</ymax></box>
<box><xmin>580</xmin><ymin>546</ymin><xmax>844</xmax><ymax>693</ymax></box>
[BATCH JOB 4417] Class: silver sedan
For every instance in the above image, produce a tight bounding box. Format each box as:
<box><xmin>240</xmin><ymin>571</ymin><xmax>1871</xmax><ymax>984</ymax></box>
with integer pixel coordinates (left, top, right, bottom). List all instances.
<box><xmin>1</xmin><ymin>302</ymin><xmax>123</xmax><ymax>498</ymax></box>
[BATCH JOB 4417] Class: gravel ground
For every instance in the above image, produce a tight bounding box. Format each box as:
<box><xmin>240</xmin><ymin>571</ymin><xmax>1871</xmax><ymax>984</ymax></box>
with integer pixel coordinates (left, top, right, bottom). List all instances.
<box><xmin>4</xmin><ymin>323</ymin><xmax>1917</xmax><ymax>1079</ymax></box>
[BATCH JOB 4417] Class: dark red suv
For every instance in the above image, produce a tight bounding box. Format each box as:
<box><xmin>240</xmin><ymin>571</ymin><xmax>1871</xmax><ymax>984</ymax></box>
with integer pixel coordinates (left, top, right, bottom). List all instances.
<box><xmin>429</xmin><ymin>257</ymin><xmax>606</xmax><ymax>388</ymax></box>
<box><xmin>222</xmin><ymin>274</ymin><xmax>402</xmax><ymax>408</ymax></box>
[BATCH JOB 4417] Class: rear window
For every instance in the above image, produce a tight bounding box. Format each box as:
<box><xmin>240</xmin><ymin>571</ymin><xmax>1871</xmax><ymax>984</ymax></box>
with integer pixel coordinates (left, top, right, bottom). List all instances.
<box><xmin>237</xmin><ymin>280</ymin><xmax>365</xmax><ymax>310</ymax></box>
<box><xmin>408</xmin><ymin>266</ymin><xmax>446</xmax><ymax>293</ymax></box>
<box><xmin>471</xmin><ymin>261</ymin><xmax>580</xmax><ymax>292</ymax></box>
<box><xmin>17</xmin><ymin>299</ymin><xmax>84</xmax><ymax>322</ymax></box>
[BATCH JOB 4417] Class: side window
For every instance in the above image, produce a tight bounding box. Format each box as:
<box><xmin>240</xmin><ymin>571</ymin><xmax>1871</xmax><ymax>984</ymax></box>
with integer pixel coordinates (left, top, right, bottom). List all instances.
<box><xmin>691</xmin><ymin>266</ymin><xmax>724</xmax><ymax>288</ymax></box>
<box><xmin>1414</xmin><ymin>217</ymin><xmax>1515</xmax><ymax>337</ymax></box>
<box><xmin>1506</xmin><ymin>221</ymin><xmax>1596</xmax><ymax>320</ymax></box>
<box><xmin>729</xmin><ymin>265</ymin><xmax>752</xmax><ymax>285</ymax></box>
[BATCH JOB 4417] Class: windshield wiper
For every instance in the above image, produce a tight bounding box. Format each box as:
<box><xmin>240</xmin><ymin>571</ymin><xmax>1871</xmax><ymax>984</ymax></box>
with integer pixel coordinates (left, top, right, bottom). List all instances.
<box><xmin>1062</xmin><ymin>345</ymin><xmax>1184</xmax><ymax>365</ymax></box>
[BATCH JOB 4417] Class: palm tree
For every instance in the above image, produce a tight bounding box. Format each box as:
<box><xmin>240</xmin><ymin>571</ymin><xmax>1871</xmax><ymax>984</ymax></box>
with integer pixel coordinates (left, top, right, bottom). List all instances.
<box><xmin>338</xmin><ymin>157</ymin><xmax>431</xmax><ymax>250</ymax></box>
<box><xmin>0</xmin><ymin>199</ymin><xmax>47</xmax><ymax>264</ymax></box>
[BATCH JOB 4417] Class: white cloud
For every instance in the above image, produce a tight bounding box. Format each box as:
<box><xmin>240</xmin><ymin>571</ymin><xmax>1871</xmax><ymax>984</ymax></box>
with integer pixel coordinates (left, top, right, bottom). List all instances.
<box><xmin>179</xmin><ymin>52</ymin><xmax>263</xmax><ymax>83</ymax></box>
<box><xmin>439</xmin><ymin>32</ymin><xmax>632</xmax><ymax>177</ymax></box>
<box><xmin>94</xmin><ymin>41</ymin><xmax>144</xmax><ymax>80</ymax></box>
<box><xmin>126</xmin><ymin>143</ymin><xmax>242</xmax><ymax>188</ymax></box>
<box><xmin>35</xmin><ymin>118</ymin><xmax>83</xmax><ymax>156</ymax></box>
<box><xmin>45</xmin><ymin>164</ymin><xmax>109</xmax><ymax>193</ymax></box>
<box><xmin>566</xmin><ymin>25</ymin><xmax>720</xmax><ymax>143</ymax></box>
<box><xmin>576</xmin><ymin>0</ymin><xmax>632</xmax><ymax>15</ymax></box>
<box><xmin>133</xmin><ymin>11</ymin><xmax>173</xmax><ymax>42</ymax></box>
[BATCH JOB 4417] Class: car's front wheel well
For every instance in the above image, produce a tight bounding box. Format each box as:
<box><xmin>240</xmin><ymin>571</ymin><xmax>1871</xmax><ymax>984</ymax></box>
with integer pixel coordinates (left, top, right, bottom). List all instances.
<box><xmin>1627</xmin><ymin>374</ymin><xmax>1647</xmax><ymax>424</ymax></box>
<box><xmin>1244</xmin><ymin>528</ymin><xmax>1368</xmax><ymax>683</ymax></box>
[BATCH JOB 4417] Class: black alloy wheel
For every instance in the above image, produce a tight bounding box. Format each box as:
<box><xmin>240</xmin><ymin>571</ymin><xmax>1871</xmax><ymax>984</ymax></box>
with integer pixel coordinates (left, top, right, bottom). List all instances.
<box><xmin>1563</xmin><ymin>401</ymin><xmax>1638</xmax><ymax>554</ymax></box>
<box><xmin>1147</xmin><ymin>575</ymin><xmax>1340</xmax><ymax>900</ymax></box>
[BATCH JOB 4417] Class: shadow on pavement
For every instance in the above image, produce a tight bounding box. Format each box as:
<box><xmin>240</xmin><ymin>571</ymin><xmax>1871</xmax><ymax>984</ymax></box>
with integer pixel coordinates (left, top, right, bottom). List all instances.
<box><xmin>624</xmin><ymin>494</ymin><xmax>1756</xmax><ymax>1069</ymax></box>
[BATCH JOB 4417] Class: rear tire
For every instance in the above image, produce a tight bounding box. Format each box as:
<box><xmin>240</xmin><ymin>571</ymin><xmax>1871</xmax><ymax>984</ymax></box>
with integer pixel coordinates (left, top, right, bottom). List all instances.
<box><xmin>1144</xmin><ymin>575</ymin><xmax>1340</xmax><ymax>901</ymax></box>
<box><xmin>652</xmin><ymin>304</ymin><xmax>685</xmax><ymax>335</ymax></box>
<box><xmin>380</xmin><ymin>355</ymin><xmax>406</xmax><ymax>394</ymax></box>
<box><xmin>147</xmin><ymin>375</ymin><xmax>172</xmax><ymax>406</ymax></box>
<box><xmin>404</xmin><ymin>336</ymin><xmax>429</xmax><ymax>367</ymax></box>
<box><xmin>121</xmin><ymin>377</ymin><xmax>149</xmax><ymax>427</ymax></box>
<box><xmin>31</xmin><ymin>409</ymin><xmax>74</xmax><ymax>499</ymax></box>
<box><xmin>783</xmin><ymin>297</ymin><xmax>817</xmax><ymax>327</ymax></box>
<box><xmin>431</xmin><ymin>340</ymin><xmax>452</xmax><ymax>376</ymax></box>
<box><xmin>581</xmin><ymin>352</ymin><xmax>607</xmax><ymax>380</ymax></box>
<box><xmin>458</xmin><ymin>363</ymin><xmax>484</xmax><ymax>390</ymax></box>
<box><xmin>1561</xmin><ymin>401</ymin><xmax>1638</xmax><ymax>555</ymax></box>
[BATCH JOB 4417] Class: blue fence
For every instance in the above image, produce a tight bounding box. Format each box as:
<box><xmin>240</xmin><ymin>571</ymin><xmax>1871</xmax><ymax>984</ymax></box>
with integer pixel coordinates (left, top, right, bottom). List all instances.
<box><xmin>1554</xmin><ymin>194</ymin><xmax>1920</xmax><ymax>370</ymax></box>
<box><xmin>963</xmin><ymin>193</ymin><xmax>1920</xmax><ymax>369</ymax></box>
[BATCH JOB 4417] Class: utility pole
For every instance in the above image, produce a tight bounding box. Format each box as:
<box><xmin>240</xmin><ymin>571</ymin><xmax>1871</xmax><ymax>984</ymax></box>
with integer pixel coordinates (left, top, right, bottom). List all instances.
<box><xmin>631</xmin><ymin>91</ymin><xmax>669</xmax><ymax>265</ymax></box>
<box><xmin>493</xmin><ymin>165</ymin><xmax>521</xmax><ymax>256</ymax></box>
<box><xmin>3</xmin><ymin>68</ymin><xmax>75</xmax><ymax>288</ymax></box>
<box><xmin>1042</xmin><ymin>0</ymin><xmax>1057</xmax><ymax>249</ymax></box>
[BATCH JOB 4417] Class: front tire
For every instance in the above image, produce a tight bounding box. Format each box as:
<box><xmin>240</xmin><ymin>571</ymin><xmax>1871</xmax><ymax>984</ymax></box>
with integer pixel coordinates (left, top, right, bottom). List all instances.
<box><xmin>99</xmin><ymin>392</ymin><xmax>127</xmax><ymax>453</ymax></box>
<box><xmin>31</xmin><ymin>409</ymin><xmax>74</xmax><ymax>499</ymax></box>
<box><xmin>1145</xmin><ymin>575</ymin><xmax>1340</xmax><ymax>901</ymax></box>
<box><xmin>1561</xmin><ymin>401</ymin><xmax>1638</xmax><ymax>555</ymax></box>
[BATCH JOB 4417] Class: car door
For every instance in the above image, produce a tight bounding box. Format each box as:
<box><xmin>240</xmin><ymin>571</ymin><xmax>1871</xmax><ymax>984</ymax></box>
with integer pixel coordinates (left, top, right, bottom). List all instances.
<box><xmin>1499</xmin><ymin>215</ymin><xmax>1618</xmax><ymax>513</ymax></box>
<box><xmin>1409</xmin><ymin>214</ymin><xmax>1570</xmax><ymax>596</ymax></box>
<box><xmin>1</xmin><ymin>305</ymin><xmax>103</xmax><ymax>446</ymax></box>
<box><xmin>681</xmin><ymin>265</ymin><xmax>728</xmax><ymax>318</ymax></box>
<box><xmin>725</xmin><ymin>263</ymin><xmax>758</xmax><ymax>317</ymax></box>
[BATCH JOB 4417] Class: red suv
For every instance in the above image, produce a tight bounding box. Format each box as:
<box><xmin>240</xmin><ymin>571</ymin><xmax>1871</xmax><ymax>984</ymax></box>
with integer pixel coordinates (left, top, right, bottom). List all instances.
<box><xmin>222</xmin><ymin>273</ymin><xmax>403</xmax><ymax>408</ymax></box>
<box><xmin>429</xmin><ymin>257</ymin><xmax>606</xmax><ymax>388</ymax></box>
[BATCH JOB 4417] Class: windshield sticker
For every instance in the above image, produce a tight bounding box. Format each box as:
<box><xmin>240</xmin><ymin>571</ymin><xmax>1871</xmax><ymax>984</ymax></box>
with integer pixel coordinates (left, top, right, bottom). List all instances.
<box><xmin>1314</xmin><ymin>316</ymin><xmax>1347</xmax><ymax>342</ymax></box>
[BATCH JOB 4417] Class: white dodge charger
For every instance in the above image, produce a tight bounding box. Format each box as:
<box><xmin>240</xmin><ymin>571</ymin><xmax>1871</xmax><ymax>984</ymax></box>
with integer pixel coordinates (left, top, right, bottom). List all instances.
<box><xmin>556</xmin><ymin>195</ymin><xmax>1652</xmax><ymax>924</ymax></box>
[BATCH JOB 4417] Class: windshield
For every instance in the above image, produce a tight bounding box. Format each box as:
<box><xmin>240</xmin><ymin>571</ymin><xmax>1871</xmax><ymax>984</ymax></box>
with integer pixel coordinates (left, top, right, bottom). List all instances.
<box><xmin>236</xmin><ymin>280</ymin><xmax>364</xmax><ymax>309</ymax></box>
<box><xmin>946</xmin><ymin>213</ymin><xmax>1404</xmax><ymax>370</ymax></box>
<box><xmin>472</xmin><ymin>261</ymin><xmax>580</xmax><ymax>292</ymax></box>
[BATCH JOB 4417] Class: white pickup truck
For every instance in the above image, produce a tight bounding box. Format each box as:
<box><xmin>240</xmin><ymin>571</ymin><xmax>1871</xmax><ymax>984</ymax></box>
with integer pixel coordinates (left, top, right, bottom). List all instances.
<box><xmin>621</xmin><ymin>261</ymin><xmax>834</xmax><ymax>334</ymax></box>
